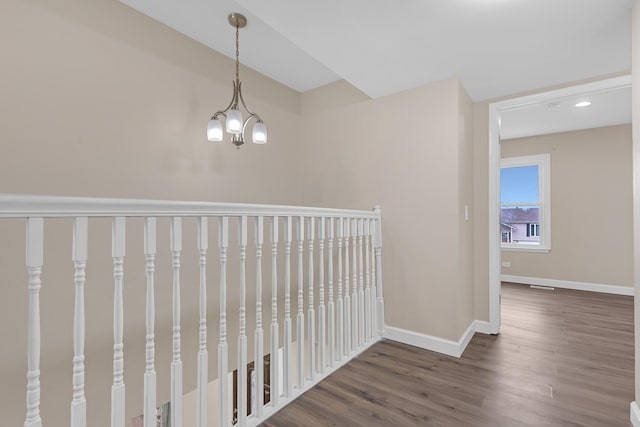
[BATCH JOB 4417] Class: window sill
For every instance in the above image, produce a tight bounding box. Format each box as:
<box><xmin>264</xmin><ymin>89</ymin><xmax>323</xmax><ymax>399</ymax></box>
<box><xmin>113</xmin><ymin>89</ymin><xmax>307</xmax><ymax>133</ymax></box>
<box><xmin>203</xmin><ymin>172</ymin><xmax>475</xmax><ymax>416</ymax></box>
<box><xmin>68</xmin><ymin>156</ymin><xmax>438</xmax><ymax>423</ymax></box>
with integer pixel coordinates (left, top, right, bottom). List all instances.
<box><xmin>501</xmin><ymin>246</ymin><xmax>550</xmax><ymax>253</ymax></box>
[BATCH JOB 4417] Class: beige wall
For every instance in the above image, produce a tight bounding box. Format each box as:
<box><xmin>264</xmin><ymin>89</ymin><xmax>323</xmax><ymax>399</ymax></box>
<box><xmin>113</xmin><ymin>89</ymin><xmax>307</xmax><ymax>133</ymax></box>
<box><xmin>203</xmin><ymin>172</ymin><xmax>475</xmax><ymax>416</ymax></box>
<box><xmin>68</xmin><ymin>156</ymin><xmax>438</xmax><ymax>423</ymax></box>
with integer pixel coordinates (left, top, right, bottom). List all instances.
<box><xmin>0</xmin><ymin>0</ymin><xmax>304</xmax><ymax>425</ymax></box>
<box><xmin>299</xmin><ymin>78</ymin><xmax>475</xmax><ymax>341</ymax></box>
<box><xmin>501</xmin><ymin>125</ymin><xmax>633</xmax><ymax>287</ymax></box>
<box><xmin>457</xmin><ymin>83</ymin><xmax>476</xmax><ymax>333</ymax></box>
<box><xmin>472</xmin><ymin>102</ymin><xmax>492</xmax><ymax>322</ymax></box>
<box><xmin>0</xmin><ymin>1</ymin><xmax>303</xmax><ymax>203</ymax></box>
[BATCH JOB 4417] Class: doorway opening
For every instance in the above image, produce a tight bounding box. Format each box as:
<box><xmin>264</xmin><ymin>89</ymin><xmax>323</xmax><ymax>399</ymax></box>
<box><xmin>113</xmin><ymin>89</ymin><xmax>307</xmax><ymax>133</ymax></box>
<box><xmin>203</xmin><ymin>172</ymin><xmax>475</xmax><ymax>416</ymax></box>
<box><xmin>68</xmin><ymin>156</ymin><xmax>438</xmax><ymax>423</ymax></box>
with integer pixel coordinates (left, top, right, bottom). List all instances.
<box><xmin>487</xmin><ymin>75</ymin><xmax>632</xmax><ymax>333</ymax></box>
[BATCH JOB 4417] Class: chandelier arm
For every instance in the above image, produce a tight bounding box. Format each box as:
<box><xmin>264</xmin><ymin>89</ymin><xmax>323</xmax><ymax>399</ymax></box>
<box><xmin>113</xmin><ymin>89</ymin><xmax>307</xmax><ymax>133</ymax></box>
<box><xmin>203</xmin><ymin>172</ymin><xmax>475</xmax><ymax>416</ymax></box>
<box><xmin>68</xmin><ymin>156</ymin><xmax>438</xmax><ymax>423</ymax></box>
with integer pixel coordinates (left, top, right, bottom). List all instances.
<box><xmin>212</xmin><ymin>81</ymin><xmax>240</xmax><ymax>120</ymax></box>
<box><xmin>237</xmin><ymin>82</ymin><xmax>260</xmax><ymax>118</ymax></box>
<box><xmin>241</xmin><ymin>113</ymin><xmax>261</xmax><ymax>136</ymax></box>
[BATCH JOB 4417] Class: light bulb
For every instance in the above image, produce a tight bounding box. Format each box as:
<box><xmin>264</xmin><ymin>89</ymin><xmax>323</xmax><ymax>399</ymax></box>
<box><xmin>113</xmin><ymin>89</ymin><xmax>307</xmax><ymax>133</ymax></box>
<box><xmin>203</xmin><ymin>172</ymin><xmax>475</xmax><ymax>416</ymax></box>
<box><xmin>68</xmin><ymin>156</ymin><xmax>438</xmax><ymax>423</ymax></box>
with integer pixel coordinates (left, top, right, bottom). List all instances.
<box><xmin>226</xmin><ymin>109</ymin><xmax>243</xmax><ymax>134</ymax></box>
<box><xmin>252</xmin><ymin>122</ymin><xmax>267</xmax><ymax>144</ymax></box>
<box><xmin>207</xmin><ymin>118</ymin><xmax>223</xmax><ymax>141</ymax></box>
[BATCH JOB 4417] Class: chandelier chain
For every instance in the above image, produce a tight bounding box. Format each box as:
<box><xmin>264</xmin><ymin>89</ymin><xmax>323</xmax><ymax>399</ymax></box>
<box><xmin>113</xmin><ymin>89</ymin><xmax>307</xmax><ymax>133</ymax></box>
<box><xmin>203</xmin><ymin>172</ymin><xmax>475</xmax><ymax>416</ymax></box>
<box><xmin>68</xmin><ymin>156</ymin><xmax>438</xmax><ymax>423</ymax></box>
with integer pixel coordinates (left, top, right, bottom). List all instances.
<box><xmin>235</xmin><ymin>23</ymin><xmax>240</xmax><ymax>83</ymax></box>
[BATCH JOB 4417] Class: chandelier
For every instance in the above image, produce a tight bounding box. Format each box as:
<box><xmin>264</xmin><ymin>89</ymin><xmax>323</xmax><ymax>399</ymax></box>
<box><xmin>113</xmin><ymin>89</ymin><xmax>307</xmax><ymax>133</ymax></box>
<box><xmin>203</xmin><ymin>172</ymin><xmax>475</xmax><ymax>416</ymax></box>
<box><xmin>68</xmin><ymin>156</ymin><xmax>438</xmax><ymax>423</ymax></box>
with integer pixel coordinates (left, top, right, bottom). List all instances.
<box><xmin>207</xmin><ymin>13</ymin><xmax>267</xmax><ymax>148</ymax></box>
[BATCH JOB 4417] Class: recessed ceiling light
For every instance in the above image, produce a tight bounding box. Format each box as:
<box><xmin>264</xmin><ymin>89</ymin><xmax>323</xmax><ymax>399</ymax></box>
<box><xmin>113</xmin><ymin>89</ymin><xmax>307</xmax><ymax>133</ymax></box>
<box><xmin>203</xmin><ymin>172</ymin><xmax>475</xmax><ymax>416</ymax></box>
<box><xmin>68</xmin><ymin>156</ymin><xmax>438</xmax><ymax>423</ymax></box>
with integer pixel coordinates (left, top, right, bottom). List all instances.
<box><xmin>575</xmin><ymin>101</ymin><xmax>591</xmax><ymax>108</ymax></box>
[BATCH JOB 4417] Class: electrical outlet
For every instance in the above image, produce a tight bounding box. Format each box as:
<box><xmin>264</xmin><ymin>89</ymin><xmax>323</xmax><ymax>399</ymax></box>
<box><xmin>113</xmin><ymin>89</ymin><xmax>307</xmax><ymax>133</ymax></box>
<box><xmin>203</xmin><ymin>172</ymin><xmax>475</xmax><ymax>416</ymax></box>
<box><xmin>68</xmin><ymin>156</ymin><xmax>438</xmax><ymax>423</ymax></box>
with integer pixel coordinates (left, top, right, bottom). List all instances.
<box><xmin>502</xmin><ymin>261</ymin><xmax>511</xmax><ymax>268</ymax></box>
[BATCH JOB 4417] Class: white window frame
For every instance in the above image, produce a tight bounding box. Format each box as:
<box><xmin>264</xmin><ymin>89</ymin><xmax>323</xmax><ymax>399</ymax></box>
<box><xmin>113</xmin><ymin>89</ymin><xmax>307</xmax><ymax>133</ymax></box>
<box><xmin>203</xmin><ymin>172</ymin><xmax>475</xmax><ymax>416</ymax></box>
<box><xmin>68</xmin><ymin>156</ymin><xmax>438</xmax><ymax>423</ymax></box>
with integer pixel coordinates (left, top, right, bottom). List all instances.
<box><xmin>500</xmin><ymin>153</ymin><xmax>551</xmax><ymax>252</ymax></box>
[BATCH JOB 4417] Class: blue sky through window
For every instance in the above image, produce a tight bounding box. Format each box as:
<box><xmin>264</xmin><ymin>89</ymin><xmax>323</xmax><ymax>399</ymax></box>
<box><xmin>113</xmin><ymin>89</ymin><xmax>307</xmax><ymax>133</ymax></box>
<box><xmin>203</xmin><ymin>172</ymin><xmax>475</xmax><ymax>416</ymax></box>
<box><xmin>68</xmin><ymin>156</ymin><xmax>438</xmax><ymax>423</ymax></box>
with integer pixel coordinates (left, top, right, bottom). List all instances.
<box><xmin>501</xmin><ymin>165</ymin><xmax>539</xmax><ymax>204</ymax></box>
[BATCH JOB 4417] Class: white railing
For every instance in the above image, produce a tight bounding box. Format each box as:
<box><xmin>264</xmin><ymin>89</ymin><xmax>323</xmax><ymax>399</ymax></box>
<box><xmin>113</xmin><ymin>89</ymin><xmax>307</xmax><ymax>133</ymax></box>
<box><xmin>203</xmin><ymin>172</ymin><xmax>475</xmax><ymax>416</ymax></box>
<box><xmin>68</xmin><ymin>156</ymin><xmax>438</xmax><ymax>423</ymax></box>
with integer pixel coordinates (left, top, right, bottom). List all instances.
<box><xmin>1</xmin><ymin>194</ymin><xmax>384</xmax><ymax>427</ymax></box>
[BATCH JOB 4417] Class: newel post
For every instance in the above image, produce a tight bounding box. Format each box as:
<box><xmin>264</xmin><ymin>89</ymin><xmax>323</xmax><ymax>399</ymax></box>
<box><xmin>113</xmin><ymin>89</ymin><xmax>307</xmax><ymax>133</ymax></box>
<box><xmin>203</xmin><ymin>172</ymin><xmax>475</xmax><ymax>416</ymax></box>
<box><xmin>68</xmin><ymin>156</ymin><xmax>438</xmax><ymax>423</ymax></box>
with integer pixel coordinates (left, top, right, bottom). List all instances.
<box><xmin>373</xmin><ymin>206</ymin><xmax>384</xmax><ymax>337</ymax></box>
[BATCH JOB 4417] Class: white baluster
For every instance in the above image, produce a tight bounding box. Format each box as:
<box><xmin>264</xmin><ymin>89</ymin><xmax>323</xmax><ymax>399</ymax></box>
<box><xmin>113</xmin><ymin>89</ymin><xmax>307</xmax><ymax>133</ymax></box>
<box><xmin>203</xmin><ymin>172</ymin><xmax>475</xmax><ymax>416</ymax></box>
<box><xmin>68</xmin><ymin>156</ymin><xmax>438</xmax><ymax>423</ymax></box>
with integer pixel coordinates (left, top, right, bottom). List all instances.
<box><xmin>318</xmin><ymin>218</ymin><xmax>326</xmax><ymax>374</ymax></box>
<box><xmin>370</xmin><ymin>218</ymin><xmax>377</xmax><ymax>340</ymax></box>
<box><xmin>374</xmin><ymin>207</ymin><xmax>385</xmax><ymax>336</ymax></box>
<box><xmin>284</xmin><ymin>216</ymin><xmax>293</xmax><ymax>397</ymax></box>
<box><xmin>143</xmin><ymin>217</ymin><xmax>156</xmax><ymax>427</ymax></box>
<box><xmin>343</xmin><ymin>219</ymin><xmax>351</xmax><ymax>356</ymax></box>
<box><xmin>238</xmin><ymin>216</ymin><xmax>248</xmax><ymax>427</ymax></box>
<box><xmin>358</xmin><ymin>218</ymin><xmax>365</xmax><ymax>348</ymax></box>
<box><xmin>170</xmin><ymin>217</ymin><xmax>183</xmax><ymax>427</ymax></box>
<box><xmin>351</xmin><ymin>218</ymin><xmax>358</xmax><ymax>351</ymax></box>
<box><xmin>218</xmin><ymin>217</ymin><xmax>229</xmax><ymax>427</ymax></box>
<box><xmin>71</xmin><ymin>217</ymin><xmax>88</xmax><ymax>427</ymax></box>
<box><xmin>364</xmin><ymin>220</ymin><xmax>372</xmax><ymax>343</ymax></box>
<box><xmin>254</xmin><ymin>216</ymin><xmax>264</xmax><ymax>418</ymax></box>
<box><xmin>111</xmin><ymin>217</ymin><xmax>126</xmax><ymax>427</ymax></box>
<box><xmin>269</xmin><ymin>217</ymin><xmax>280</xmax><ymax>406</ymax></box>
<box><xmin>336</xmin><ymin>218</ymin><xmax>344</xmax><ymax>360</ymax></box>
<box><xmin>250</xmin><ymin>370</ymin><xmax>257</xmax><ymax>416</ymax></box>
<box><xmin>25</xmin><ymin>217</ymin><xmax>43</xmax><ymax>427</ymax></box>
<box><xmin>296</xmin><ymin>216</ymin><xmax>305</xmax><ymax>388</ymax></box>
<box><xmin>327</xmin><ymin>218</ymin><xmax>335</xmax><ymax>367</ymax></box>
<box><xmin>197</xmin><ymin>217</ymin><xmax>208</xmax><ymax>427</ymax></box>
<box><xmin>307</xmin><ymin>217</ymin><xmax>315</xmax><ymax>379</ymax></box>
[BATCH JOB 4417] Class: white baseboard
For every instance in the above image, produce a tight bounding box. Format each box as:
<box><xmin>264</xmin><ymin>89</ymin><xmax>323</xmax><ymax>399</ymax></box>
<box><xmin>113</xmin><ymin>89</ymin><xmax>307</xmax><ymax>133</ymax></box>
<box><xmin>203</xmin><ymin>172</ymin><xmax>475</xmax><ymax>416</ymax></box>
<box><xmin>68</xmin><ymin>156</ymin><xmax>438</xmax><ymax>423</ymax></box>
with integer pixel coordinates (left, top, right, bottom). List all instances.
<box><xmin>457</xmin><ymin>321</ymin><xmax>476</xmax><ymax>355</ymax></box>
<box><xmin>501</xmin><ymin>274</ymin><xmax>634</xmax><ymax>296</ymax></box>
<box><xmin>385</xmin><ymin>320</ymin><xmax>492</xmax><ymax>358</ymax></box>
<box><xmin>474</xmin><ymin>320</ymin><xmax>493</xmax><ymax>335</ymax></box>
<box><xmin>631</xmin><ymin>401</ymin><xmax>640</xmax><ymax>427</ymax></box>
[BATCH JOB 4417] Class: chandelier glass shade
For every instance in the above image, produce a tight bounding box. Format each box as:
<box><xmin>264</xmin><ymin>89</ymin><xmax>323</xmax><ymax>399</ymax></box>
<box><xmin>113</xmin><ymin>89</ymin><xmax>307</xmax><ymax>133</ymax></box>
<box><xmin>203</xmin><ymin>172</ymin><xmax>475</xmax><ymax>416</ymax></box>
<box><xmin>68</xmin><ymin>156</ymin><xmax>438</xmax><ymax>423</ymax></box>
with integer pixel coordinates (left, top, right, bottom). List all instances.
<box><xmin>207</xmin><ymin>13</ymin><xmax>267</xmax><ymax>148</ymax></box>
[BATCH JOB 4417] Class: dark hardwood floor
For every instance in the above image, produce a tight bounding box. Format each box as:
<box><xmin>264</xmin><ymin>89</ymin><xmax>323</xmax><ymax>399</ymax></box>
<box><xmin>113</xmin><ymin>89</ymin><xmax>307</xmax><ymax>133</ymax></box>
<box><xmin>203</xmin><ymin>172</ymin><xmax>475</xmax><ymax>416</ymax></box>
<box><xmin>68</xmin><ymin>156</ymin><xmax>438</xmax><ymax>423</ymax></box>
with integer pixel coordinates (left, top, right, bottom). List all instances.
<box><xmin>262</xmin><ymin>282</ymin><xmax>634</xmax><ymax>426</ymax></box>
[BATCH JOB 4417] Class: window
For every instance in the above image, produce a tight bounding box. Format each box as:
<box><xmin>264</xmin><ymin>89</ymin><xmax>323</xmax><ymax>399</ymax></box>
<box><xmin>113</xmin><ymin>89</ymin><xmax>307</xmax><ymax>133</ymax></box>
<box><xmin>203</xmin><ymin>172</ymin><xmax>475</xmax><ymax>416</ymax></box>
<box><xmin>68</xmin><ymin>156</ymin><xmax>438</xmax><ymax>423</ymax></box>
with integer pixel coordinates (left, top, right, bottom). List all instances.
<box><xmin>501</xmin><ymin>154</ymin><xmax>550</xmax><ymax>251</ymax></box>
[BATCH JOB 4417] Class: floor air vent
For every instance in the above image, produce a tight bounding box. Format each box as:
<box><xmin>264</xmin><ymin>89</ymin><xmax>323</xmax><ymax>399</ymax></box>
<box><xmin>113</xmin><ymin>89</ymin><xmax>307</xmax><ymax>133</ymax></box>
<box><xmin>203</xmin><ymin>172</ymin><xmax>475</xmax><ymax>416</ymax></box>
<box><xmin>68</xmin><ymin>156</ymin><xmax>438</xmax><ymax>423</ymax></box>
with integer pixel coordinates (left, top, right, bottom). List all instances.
<box><xmin>530</xmin><ymin>285</ymin><xmax>555</xmax><ymax>291</ymax></box>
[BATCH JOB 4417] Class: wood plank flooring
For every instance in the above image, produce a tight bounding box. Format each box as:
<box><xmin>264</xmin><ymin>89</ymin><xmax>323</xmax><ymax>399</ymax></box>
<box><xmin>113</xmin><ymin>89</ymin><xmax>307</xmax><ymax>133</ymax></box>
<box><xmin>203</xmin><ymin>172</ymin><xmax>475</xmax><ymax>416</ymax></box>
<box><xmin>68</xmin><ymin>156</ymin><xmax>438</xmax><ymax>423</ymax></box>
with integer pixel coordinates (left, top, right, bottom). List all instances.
<box><xmin>261</xmin><ymin>283</ymin><xmax>634</xmax><ymax>426</ymax></box>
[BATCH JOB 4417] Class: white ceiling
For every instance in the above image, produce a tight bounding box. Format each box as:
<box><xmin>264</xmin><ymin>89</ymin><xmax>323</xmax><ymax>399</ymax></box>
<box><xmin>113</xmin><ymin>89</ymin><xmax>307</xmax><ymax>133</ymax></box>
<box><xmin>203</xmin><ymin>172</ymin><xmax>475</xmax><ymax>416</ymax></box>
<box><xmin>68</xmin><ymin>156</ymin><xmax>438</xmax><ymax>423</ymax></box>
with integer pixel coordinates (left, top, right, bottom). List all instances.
<box><xmin>119</xmin><ymin>0</ymin><xmax>632</xmax><ymax>135</ymax></box>
<box><xmin>500</xmin><ymin>84</ymin><xmax>632</xmax><ymax>140</ymax></box>
<box><xmin>119</xmin><ymin>0</ymin><xmax>340</xmax><ymax>92</ymax></box>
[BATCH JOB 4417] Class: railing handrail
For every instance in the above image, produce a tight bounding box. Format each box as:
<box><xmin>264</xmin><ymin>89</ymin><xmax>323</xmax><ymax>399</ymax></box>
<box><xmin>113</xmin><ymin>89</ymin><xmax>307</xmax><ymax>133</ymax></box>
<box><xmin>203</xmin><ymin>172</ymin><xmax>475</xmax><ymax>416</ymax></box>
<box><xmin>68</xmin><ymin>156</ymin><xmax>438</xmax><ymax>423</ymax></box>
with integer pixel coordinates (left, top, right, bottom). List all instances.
<box><xmin>0</xmin><ymin>194</ymin><xmax>380</xmax><ymax>219</ymax></box>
